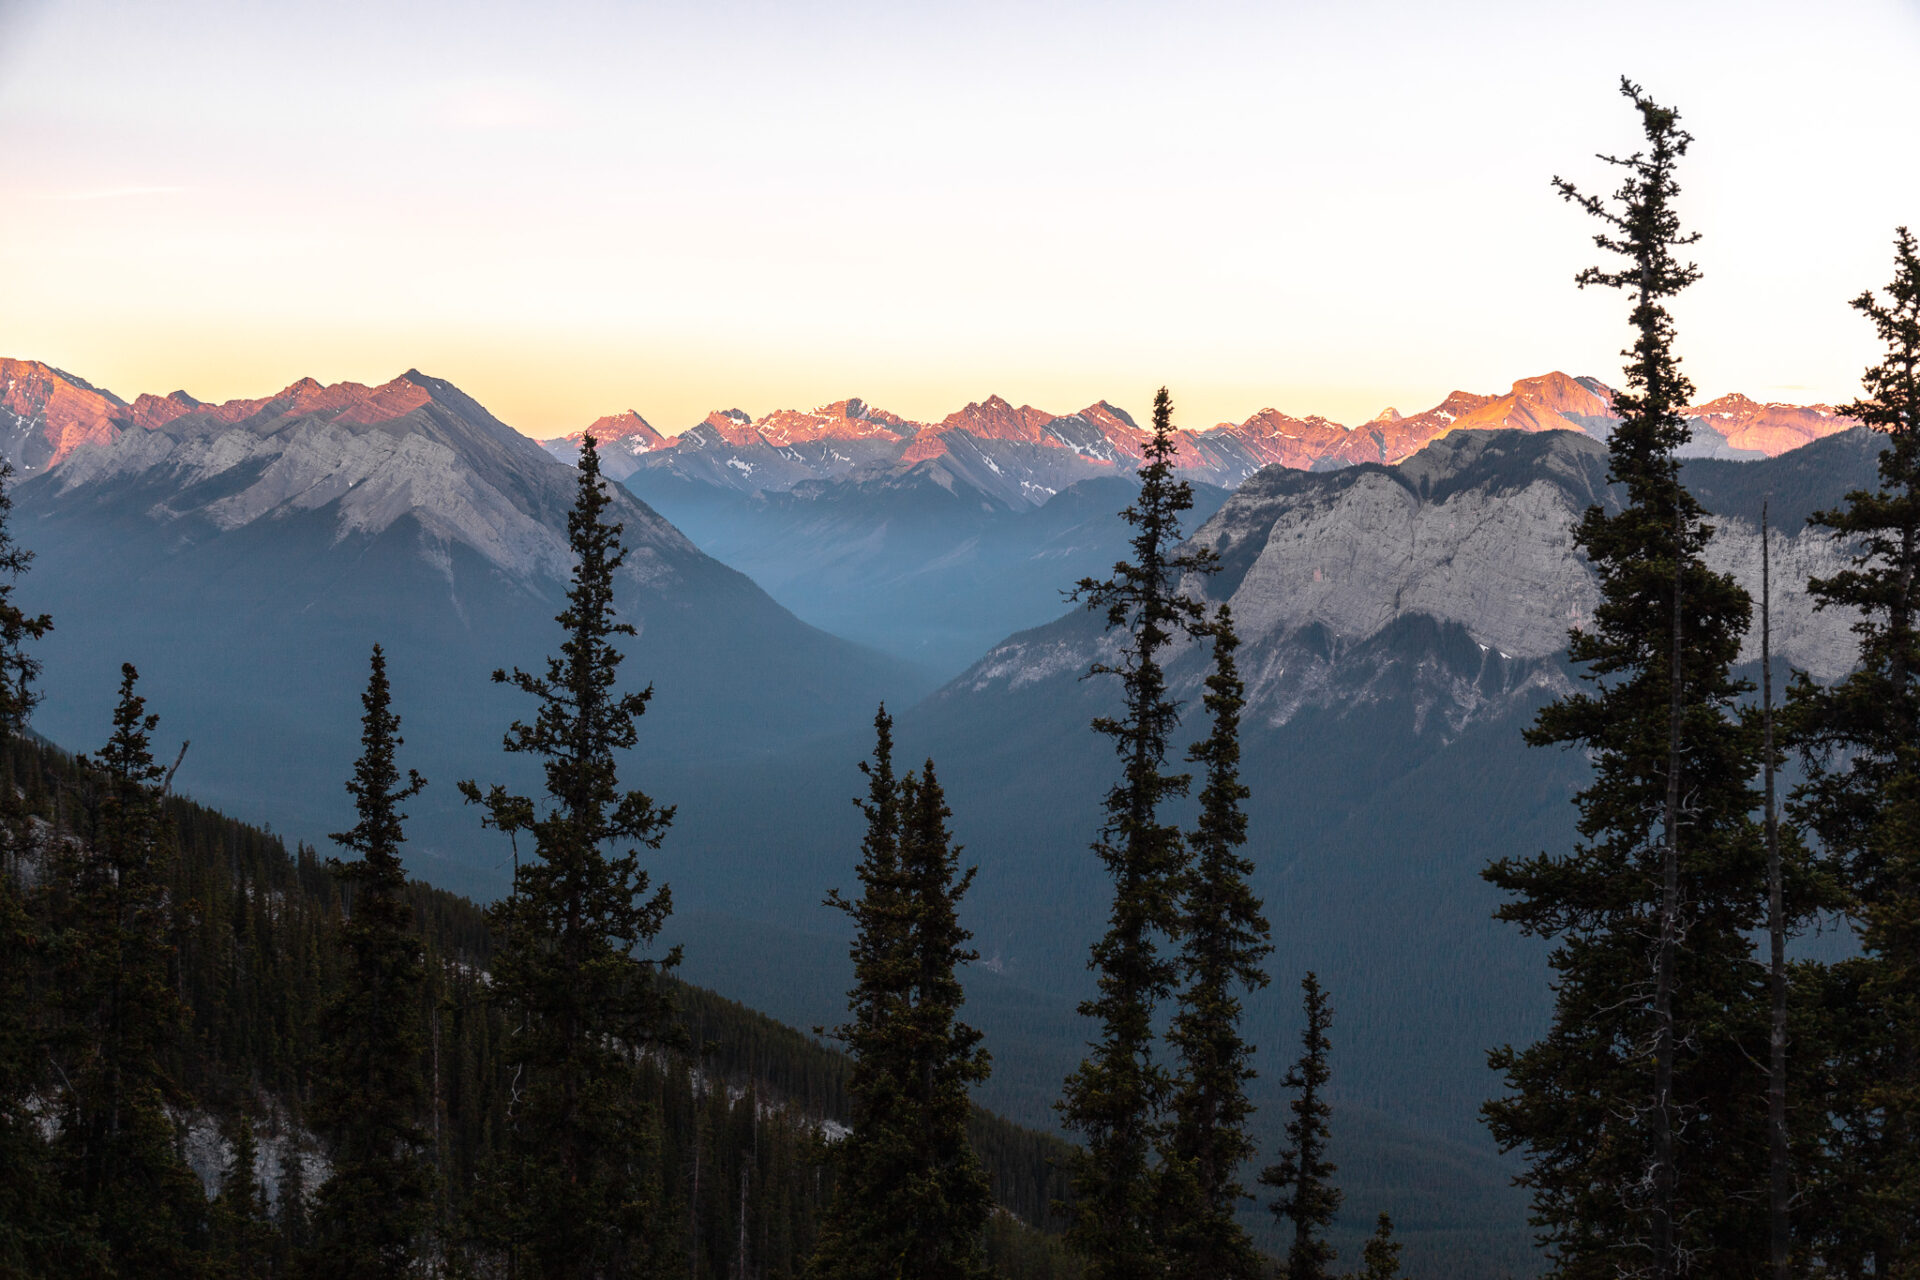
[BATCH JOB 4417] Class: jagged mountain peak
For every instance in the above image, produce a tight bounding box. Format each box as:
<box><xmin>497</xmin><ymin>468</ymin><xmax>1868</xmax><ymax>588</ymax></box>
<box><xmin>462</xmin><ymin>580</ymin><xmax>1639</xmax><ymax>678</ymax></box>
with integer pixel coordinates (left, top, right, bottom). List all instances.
<box><xmin>1080</xmin><ymin>400</ymin><xmax>1137</xmax><ymax>430</ymax></box>
<box><xmin>0</xmin><ymin>357</ymin><xmax>128</xmax><ymax>472</ymax></box>
<box><xmin>1507</xmin><ymin>369</ymin><xmax>1612</xmax><ymax>411</ymax></box>
<box><xmin>755</xmin><ymin>398</ymin><xmax>917</xmax><ymax>446</ymax></box>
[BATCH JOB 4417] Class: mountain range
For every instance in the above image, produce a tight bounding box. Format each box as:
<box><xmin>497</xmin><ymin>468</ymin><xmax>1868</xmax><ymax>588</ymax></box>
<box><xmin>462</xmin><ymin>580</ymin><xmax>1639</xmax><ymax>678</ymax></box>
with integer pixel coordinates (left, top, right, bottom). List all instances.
<box><xmin>529</xmin><ymin>369</ymin><xmax>1855</xmax><ymax>673</ymax></box>
<box><xmin>1</xmin><ymin>352</ymin><xmax>1884</xmax><ymax>1275</ymax></box>
<box><xmin>536</xmin><ymin>369</ymin><xmax>1856</xmax><ymax>506</ymax></box>
<box><xmin>4</xmin><ymin>362</ymin><xmax>922</xmax><ymax>896</ymax></box>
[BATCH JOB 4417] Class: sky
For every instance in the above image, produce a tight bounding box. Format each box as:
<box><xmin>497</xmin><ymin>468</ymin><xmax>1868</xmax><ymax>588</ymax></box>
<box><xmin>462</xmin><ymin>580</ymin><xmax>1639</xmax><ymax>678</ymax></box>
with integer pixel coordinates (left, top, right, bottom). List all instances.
<box><xmin>1</xmin><ymin>0</ymin><xmax>1917</xmax><ymax>437</ymax></box>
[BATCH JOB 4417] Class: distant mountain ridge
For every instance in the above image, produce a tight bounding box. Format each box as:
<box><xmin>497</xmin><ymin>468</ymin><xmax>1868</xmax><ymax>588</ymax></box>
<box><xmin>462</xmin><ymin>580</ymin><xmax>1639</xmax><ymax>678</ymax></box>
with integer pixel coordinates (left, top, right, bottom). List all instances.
<box><xmin>9</xmin><ymin>361</ymin><xmax>923</xmax><ymax>895</ymax></box>
<box><xmin>2</xmin><ymin>357</ymin><xmax>1854</xmax><ymax>507</ymax></box>
<box><xmin>536</xmin><ymin>369</ymin><xmax>1856</xmax><ymax>509</ymax></box>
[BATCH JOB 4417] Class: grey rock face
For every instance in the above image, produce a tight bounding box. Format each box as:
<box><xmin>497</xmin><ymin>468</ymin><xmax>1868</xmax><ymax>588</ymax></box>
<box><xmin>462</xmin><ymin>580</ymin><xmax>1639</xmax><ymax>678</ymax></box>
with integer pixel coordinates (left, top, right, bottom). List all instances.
<box><xmin>955</xmin><ymin>427</ymin><xmax>1876</xmax><ymax>739</ymax></box>
<box><xmin>49</xmin><ymin>378</ymin><xmax>699</xmax><ymax>592</ymax></box>
<box><xmin>1207</xmin><ymin>468</ymin><xmax>1599</xmax><ymax>662</ymax></box>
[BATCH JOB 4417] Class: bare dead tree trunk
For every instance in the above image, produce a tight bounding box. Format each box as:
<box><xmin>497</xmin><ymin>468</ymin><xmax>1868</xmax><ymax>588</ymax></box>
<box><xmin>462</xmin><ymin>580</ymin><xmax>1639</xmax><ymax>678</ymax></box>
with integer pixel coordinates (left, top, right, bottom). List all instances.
<box><xmin>1763</xmin><ymin>502</ymin><xmax>1790</xmax><ymax>1279</ymax></box>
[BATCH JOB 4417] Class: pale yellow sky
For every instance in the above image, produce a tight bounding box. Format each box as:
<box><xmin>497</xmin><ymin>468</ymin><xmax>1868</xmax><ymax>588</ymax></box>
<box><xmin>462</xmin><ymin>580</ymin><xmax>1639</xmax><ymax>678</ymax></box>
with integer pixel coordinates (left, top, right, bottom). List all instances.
<box><xmin>1</xmin><ymin>0</ymin><xmax>1916</xmax><ymax>436</ymax></box>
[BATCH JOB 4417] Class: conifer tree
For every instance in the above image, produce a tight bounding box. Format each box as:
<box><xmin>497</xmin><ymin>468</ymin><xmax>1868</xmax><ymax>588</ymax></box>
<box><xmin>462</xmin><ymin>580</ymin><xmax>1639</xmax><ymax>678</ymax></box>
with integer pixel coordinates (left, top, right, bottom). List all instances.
<box><xmin>1787</xmin><ymin>226</ymin><xmax>1920</xmax><ymax>1273</ymax></box>
<box><xmin>814</xmin><ymin>720</ymin><xmax>993</xmax><ymax>1280</ymax></box>
<box><xmin>460</xmin><ymin>433</ymin><xmax>679</xmax><ymax>1278</ymax></box>
<box><xmin>308</xmin><ymin>645</ymin><xmax>434</xmax><ymax>1278</ymax></box>
<box><xmin>0</xmin><ymin>459</ymin><xmax>64</xmax><ymax>1277</ymax></box>
<box><xmin>1159</xmin><ymin>605</ymin><xmax>1270</xmax><ymax>1280</ymax></box>
<box><xmin>813</xmin><ymin>707</ymin><xmax>912</xmax><ymax>1279</ymax></box>
<box><xmin>1261</xmin><ymin>973</ymin><xmax>1340</xmax><ymax>1280</ymax></box>
<box><xmin>1485</xmin><ymin>79</ymin><xmax>1770</xmax><ymax>1278</ymax></box>
<box><xmin>892</xmin><ymin>760</ymin><xmax>992</xmax><ymax>1279</ymax></box>
<box><xmin>212</xmin><ymin>1116</ymin><xmax>277</xmax><ymax>1279</ymax></box>
<box><xmin>1059</xmin><ymin>386</ymin><xmax>1216</xmax><ymax>1280</ymax></box>
<box><xmin>52</xmin><ymin>665</ymin><xmax>211</xmax><ymax>1278</ymax></box>
<box><xmin>278</xmin><ymin>1142</ymin><xmax>311</xmax><ymax>1263</ymax></box>
<box><xmin>1350</xmin><ymin>1213</ymin><xmax>1405</xmax><ymax>1280</ymax></box>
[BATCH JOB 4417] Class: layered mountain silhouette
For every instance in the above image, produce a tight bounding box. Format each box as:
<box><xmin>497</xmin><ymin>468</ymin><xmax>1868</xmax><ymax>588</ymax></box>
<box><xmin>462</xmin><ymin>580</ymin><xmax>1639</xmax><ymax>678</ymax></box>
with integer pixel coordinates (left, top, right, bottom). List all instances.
<box><xmin>537</xmin><ymin>371</ymin><xmax>1851</xmax><ymax>675</ymax></box>
<box><xmin>641</xmin><ymin>425</ymin><xmax>1884</xmax><ymax>1275</ymax></box>
<box><xmin>2</xmin><ymin>351</ymin><xmax>1882</xmax><ymax>1274</ymax></box>
<box><xmin>7</xmin><ymin>364</ymin><xmax>923</xmax><ymax>894</ymax></box>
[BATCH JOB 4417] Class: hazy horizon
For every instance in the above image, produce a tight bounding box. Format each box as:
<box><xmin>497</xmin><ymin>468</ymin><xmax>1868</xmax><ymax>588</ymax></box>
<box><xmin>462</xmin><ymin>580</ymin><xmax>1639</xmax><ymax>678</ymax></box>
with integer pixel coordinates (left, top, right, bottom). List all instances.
<box><xmin>3</xmin><ymin>0</ymin><xmax>1917</xmax><ymax>436</ymax></box>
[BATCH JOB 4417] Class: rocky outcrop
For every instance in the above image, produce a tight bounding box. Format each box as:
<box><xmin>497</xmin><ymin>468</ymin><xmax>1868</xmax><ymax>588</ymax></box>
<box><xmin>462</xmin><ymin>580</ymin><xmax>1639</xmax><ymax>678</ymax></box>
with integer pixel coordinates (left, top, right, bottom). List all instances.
<box><xmin>948</xmin><ymin>427</ymin><xmax>1875</xmax><ymax>747</ymax></box>
<box><xmin>0</xmin><ymin>358</ymin><xmax>127</xmax><ymax>474</ymax></box>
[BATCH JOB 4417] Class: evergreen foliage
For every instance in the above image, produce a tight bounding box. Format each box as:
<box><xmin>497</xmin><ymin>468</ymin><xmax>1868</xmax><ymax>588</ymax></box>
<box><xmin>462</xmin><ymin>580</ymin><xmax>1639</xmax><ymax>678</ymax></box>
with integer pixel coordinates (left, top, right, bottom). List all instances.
<box><xmin>212</xmin><ymin>1115</ymin><xmax>278</xmax><ymax>1279</ymax></box>
<box><xmin>459</xmin><ymin>432</ymin><xmax>681</xmax><ymax>1277</ymax></box>
<box><xmin>814</xmin><ymin>716</ymin><xmax>994</xmax><ymax>1280</ymax></box>
<box><xmin>1059</xmin><ymin>386</ymin><xmax>1217</xmax><ymax>1280</ymax></box>
<box><xmin>1350</xmin><ymin>1213</ymin><xmax>1406</xmax><ymax>1280</ymax></box>
<box><xmin>1158</xmin><ymin>605</ymin><xmax>1270</xmax><ymax>1280</ymax></box>
<box><xmin>1262</xmin><ymin>973</ymin><xmax>1341</xmax><ymax>1280</ymax></box>
<box><xmin>307</xmin><ymin>645</ymin><xmax>433</xmax><ymax>1278</ymax></box>
<box><xmin>1787</xmin><ymin>226</ymin><xmax>1920</xmax><ymax>1274</ymax></box>
<box><xmin>814</xmin><ymin>707</ymin><xmax>909</xmax><ymax>1279</ymax></box>
<box><xmin>889</xmin><ymin>760</ymin><xmax>993</xmax><ymax>1277</ymax></box>
<box><xmin>51</xmin><ymin>666</ymin><xmax>212</xmax><ymax>1277</ymax></box>
<box><xmin>0</xmin><ymin>712</ymin><xmax>1081</xmax><ymax>1278</ymax></box>
<box><xmin>1486</xmin><ymin>79</ymin><xmax>1773</xmax><ymax>1278</ymax></box>
<box><xmin>0</xmin><ymin>459</ymin><xmax>65</xmax><ymax>1280</ymax></box>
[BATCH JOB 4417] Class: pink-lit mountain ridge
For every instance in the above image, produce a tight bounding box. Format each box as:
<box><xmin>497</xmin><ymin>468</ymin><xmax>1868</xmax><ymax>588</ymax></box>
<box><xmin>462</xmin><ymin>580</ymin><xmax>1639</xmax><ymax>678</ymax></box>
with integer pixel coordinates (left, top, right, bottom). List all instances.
<box><xmin>538</xmin><ymin>370</ymin><xmax>1855</xmax><ymax>508</ymax></box>
<box><xmin>1</xmin><ymin>357</ymin><xmax>1851</xmax><ymax>501</ymax></box>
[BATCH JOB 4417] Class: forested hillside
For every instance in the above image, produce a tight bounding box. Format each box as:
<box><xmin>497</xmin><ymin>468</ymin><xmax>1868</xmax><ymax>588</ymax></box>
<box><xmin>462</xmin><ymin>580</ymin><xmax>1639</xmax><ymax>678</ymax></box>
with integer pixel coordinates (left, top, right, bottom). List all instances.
<box><xmin>0</xmin><ymin>726</ymin><xmax>1081</xmax><ymax>1278</ymax></box>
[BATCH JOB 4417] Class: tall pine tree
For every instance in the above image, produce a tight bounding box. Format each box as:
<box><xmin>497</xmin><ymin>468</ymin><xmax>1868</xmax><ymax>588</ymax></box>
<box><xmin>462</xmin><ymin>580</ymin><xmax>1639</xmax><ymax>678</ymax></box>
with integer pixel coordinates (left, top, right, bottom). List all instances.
<box><xmin>1787</xmin><ymin>226</ymin><xmax>1920</xmax><ymax>1274</ymax></box>
<box><xmin>308</xmin><ymin>645</ymin><xmax>434</xmax><ymax>1278</ymax></box>
<box><xmin>1261</xmin><ymin>973</ymin><xmax>1340</xmax><ymax>1280</ymax></box>
<box><xmin>460</xmin><ymin>433</ymin><xmax>679</xmax><ymax>1279</ymax></box>
<box><xmin>893</xmin><ymin>760</ymin><xmax>993</xmax><ymax>1279</ymax></box>
<box><xmin>1484</xmin><ymin>79</ymin><xmax>1770</xmax><ymax>1278</ymax></box>
<box><xmin>1059</xmin><ymin>386</ymin><xmax>1215</xmax><ymax>1280</ymax></box>
<box><xmin>815</xmin><ymin>720</ymin><xmax>993</xmax><ymax>1280</ymax></box>
<box><xmin>52</xmin><ymin>665</ymin><xmax>211</xmax><ymax>1278</ymax></box>
<box><xmin>1158</xmin><ymin>605</ymin><xmax>1270</xmax><ymax>1280</ymax></box>
<box><xmin>211</xmin><ymin>1115</ymin><xmax>277</xmax><ymax>1279</ymax></box>
<box><xmin>814</xmin><ymin>707</ymin><xmax>914</xmax><ymax>1279</ymax></box>
<box><xmin>0</xmin><ymin>459</ymin><xmax>65</xmax><ymax>1277</ymax></box>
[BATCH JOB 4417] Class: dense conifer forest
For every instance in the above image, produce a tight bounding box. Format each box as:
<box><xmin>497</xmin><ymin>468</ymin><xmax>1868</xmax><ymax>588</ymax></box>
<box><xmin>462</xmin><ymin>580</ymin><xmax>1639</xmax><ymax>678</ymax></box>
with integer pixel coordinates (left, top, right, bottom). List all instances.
<box><xmin>0</xmin><ymin>723</ymin><xmax>1083</xmax><ymax>1279</ymax></box>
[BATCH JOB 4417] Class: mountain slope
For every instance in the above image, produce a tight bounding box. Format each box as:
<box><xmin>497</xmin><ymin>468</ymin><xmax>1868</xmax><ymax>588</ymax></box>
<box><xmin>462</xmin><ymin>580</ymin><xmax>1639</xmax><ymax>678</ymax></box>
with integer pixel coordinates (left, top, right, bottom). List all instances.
<box><xmin>639</xmin><ymin>426</ymin><xmax>1884</xmax><ymax>1278</ymax></box>
<box><xmin>0</xmin><ymin>729</ymin><xmax>1081</xmax><ymax>1277</ymax></box>
<box><xmin>14</xmin><ymin>370</ymin><xmax>926</xmax><ymax>898</ymax></box>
